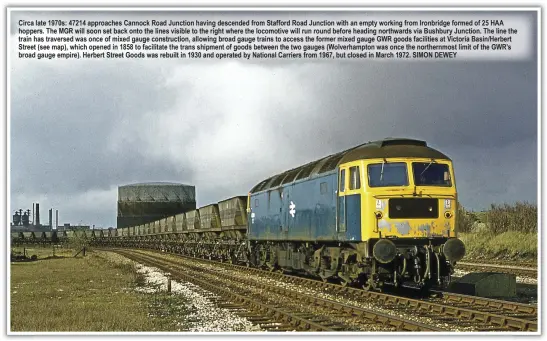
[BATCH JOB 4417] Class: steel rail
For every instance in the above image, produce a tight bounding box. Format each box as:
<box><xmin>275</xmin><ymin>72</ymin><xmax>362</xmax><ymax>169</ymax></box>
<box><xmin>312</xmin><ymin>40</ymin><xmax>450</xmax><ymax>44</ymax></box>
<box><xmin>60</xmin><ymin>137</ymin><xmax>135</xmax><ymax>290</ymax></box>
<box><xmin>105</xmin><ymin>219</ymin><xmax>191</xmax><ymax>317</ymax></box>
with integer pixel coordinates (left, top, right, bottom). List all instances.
<box><xmin>119</xmin><ymin>249</ymin><xmax>445</xmax><ymax>332</ymax></box>
<box><xmin>126</xmin><ymin>247</ymin><xmax>537</xmax><ymax>332</ymax></box>
<box><xmin>100</xmin><ymin>246</ymin><xmax>538</xmax><ymax>332</ymax></box>
<box><xmin>457</xmin><ymin>262</ymin><xmax>537</xmax><ymax>277</ymax></box>
<box><xmin>114</xmin><ymin>249</ymin><xmax>342</xmax><ymax>332</ymax></box>
<box><xmin>126</xmin><ymin>249</ymin><xmax>444</xmax><ymax>332</ymax></box>
<box><xmin>430</xmin><ymin>291</ymin><xmax>537</xmax><ymax>317</ymax></box>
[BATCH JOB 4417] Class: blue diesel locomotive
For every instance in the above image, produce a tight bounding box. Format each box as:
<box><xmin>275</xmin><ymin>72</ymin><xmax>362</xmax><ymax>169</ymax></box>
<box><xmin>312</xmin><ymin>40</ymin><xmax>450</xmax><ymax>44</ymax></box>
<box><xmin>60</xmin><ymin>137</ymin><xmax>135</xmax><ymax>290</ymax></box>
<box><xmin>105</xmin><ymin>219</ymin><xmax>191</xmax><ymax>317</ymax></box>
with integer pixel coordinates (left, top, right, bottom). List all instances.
<box><xmin>108</xmin><ymin>138</ymin><xmax>465</xmax><ymax>291</ymax></box>
<box><xmin>246</xmin><ymin>138</ymin><xmax>465</xmax><ymax>290</ymax></box>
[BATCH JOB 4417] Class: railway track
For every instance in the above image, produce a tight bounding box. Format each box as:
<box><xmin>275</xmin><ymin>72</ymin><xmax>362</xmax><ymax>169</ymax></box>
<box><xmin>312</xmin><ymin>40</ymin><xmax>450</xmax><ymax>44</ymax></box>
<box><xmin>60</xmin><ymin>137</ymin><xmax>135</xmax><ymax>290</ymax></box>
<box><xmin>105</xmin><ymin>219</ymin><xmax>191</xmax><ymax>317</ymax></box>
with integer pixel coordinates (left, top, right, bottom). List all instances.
<box><xmin>113</xmin><ymin>249</ymin><xmax>441</xmax><ymax>332</ymax></box>
<box><xmin>457</xmin><ymin>262</ymin><xmax>537</xmax><ymax>278</ymax></box>
<box><xmin>430</xmin><ymin>290</ymin><xmax>537</xmax><ymax>317</ymax></box>
<box><xmin>462</xmin><ymin>260</ymin><xmax>537</xmax><ymax>267</ymax></box>
<box><xmin>109</xmin><ymin>248</ymin><xmax>537</xmax><ymax>332</ymax></box>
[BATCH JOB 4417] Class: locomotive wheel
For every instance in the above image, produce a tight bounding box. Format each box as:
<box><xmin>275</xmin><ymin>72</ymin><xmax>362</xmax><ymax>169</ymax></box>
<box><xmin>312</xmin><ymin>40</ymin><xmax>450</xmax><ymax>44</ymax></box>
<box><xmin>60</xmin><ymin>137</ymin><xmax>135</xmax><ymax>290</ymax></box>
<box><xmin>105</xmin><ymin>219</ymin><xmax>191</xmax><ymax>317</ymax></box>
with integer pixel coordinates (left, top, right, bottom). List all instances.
<box><xmin>362</xmin><ymin>278</ymin><xmax>383</xmax><ymax>292</ymax></box>
<box><xmin>376</xmin><ymin>282</ymin><xmax>384</xmax><ymax>292</ymax></box>
<box><xmin>338</xmin><ymin>271</ymin><xmax>354</xmax><ymax>288</ymax></box>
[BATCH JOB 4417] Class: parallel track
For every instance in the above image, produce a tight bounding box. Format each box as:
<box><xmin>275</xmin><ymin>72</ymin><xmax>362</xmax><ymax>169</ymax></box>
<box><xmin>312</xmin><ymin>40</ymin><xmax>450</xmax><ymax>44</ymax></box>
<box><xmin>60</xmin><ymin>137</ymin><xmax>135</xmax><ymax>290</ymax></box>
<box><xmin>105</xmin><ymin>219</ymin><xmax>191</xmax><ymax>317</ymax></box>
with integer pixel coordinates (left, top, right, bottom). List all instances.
<box><xmin>115</xmin><ymin>249</ymin><xmax>338</xmax><ymax>332</ymax></box>
<box><xmin>114</xmin><ymin>249</ymin><xmax>442</xmax><ymax>332</ymax></box>
<box><xmin>430</xmin><ymin>291</ymin><xmax>537</xmax><ymax>318</ymax></box>
<box><xmin>457</xmin><ymin>262</ymin><xmax>537</xmax><ymax>278</ymax></box>
<box><xmin>108</xmin><ymin>248</ymin><xmax>537</xmax><ymax>332</ymax></box>
<box><xmin>461</xmin><ymin>260</ymin><xmax>537</xmax><ymax>267</ymax></box>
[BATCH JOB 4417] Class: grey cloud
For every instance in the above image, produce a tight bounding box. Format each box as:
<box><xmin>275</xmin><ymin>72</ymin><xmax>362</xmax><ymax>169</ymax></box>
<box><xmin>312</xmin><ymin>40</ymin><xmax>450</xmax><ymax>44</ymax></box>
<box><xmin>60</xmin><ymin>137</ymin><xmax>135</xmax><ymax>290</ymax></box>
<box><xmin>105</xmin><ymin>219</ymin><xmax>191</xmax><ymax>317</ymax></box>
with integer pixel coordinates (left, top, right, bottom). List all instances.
<box><xmin>10</xmin><ymin>10</ymin><xmax>538</xmax><ymax>227</ymax></box>
<box><xmin>10</xmin><ymin>61</ymin><xmax>192</xmax><ymax>197</ymax></box>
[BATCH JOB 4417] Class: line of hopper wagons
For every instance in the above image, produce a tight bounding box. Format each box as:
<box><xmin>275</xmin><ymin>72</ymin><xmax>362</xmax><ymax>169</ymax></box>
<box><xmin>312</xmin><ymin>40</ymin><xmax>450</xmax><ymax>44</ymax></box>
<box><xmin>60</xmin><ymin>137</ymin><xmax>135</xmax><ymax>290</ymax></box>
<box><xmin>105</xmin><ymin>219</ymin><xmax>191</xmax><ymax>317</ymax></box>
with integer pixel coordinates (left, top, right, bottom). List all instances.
<box><xmin>10</xmin><ymin>195</ymin><xmax>249</xmax><ymax>258</ymax></box>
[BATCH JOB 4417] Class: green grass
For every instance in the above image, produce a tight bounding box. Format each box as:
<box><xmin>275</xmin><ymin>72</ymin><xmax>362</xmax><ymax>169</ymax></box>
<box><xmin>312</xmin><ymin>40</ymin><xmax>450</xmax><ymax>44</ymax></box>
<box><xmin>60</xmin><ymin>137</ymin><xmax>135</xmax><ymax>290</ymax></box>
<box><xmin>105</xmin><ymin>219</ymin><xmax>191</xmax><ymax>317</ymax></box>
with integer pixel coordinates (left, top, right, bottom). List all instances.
<box><xmin>459</xmin><ymin>231</ymin><xmax>538</xmax><ymax>262</ymax></box>
<box><xmin>10</xmin><ymin>250</ymin><xmax>192</xmax><ymax>332</ymax></box>
<box><xmin>456</xmin><ymin>201</ymin><xmax>538</xmax><ymax>262</ymax></box>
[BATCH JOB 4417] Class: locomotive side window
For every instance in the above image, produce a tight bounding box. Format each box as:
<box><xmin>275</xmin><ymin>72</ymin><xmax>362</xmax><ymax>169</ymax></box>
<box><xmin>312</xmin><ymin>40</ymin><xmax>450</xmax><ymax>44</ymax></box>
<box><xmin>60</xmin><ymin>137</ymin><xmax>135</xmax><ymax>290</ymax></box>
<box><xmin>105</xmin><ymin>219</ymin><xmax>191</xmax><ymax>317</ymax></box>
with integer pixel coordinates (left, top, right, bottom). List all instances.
<box><xmin>349</xmin><ymin>166</ymin><xmax>361</xmax><ymax>190</ymax></box>
<box><xmin>339</xmin><ymin>169</ymin><xmax>346</xmax><ymax>192</ymax></box>
<box><xmin>320</xmin><ymin>182</ymin><xmax>328</xmax><ymax>194</ymax></box>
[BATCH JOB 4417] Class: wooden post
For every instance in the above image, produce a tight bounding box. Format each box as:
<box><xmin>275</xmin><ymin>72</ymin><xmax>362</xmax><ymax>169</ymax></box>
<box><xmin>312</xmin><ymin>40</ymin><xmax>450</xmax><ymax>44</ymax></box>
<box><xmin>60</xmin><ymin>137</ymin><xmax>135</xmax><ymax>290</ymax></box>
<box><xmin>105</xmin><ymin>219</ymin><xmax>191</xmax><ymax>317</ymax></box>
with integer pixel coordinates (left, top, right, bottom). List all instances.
<box><xmin>167</xmin><ymin>277</ymin><xmax>172</xmax><ymax>293</ymax></box>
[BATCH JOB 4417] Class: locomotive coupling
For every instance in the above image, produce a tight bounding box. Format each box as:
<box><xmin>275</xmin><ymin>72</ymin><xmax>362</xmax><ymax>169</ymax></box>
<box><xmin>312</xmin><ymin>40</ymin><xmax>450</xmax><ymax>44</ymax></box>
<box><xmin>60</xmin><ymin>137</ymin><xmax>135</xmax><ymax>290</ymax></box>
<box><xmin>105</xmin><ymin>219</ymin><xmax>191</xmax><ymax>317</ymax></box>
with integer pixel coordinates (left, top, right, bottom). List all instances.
<box><xmin>442</xmin><ymin>238</ymin><xmax>466</xmax><ymax>262</ymax></box>
<box><xmin>372</xmin><ymin>239</ymin><xmax>397</xmax><ymax>264</ymax></box>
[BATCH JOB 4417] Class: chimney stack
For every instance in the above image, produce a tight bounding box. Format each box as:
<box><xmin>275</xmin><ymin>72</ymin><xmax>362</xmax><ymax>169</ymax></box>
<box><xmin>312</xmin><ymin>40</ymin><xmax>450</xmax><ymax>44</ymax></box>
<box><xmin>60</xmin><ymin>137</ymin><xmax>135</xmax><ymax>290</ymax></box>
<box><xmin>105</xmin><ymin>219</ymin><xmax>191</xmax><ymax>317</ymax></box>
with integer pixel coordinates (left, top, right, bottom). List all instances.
<box><xmin>56</xmin><ymin>210</ymin><xmax>59</xmax><ymax>229</ymax></box>
<box><xmin>49</xmin><ymin>209</ymin><xmax>53</xmax><ymax>229</ymax></box>
<box><xmin>35</xmin><ymin>203</ymin><xmax>40</xmax><ymax>228</ymax></box>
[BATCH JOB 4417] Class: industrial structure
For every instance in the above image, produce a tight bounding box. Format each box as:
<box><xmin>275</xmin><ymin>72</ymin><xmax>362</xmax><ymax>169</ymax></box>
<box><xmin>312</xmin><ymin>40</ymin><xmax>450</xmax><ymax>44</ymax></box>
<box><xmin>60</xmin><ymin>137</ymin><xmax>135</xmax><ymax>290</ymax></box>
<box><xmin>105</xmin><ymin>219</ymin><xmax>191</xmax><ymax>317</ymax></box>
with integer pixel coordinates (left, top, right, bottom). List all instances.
<box><xmin>11</xmin><ymin>203</ymin><xmax>66</xmax><ymax>232</ymax></box>
<box><xmin>117</xmin><ymin>182</ymin><xmax>196</xmax><ymax>229</ymax></box>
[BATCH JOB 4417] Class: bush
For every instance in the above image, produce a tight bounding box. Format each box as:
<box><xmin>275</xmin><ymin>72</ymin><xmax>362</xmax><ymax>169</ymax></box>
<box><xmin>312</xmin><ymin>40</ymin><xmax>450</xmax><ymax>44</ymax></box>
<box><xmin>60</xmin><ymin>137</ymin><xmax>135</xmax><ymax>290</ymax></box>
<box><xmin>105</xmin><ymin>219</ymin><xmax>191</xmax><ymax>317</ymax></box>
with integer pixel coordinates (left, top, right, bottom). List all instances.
<box><xmin>456</xmin><ymin>201</ymin><xmax>537</xmax><ymax>234</ymax></box>
<box><xmin>456</xmin><ymin>201</ymin><xmax>538</xmax><ymax>261</ymax></box>
<box><xmin>485</xmin><ymin>201</ymin><xmax>537</xmax><ymax>234</ymax></box>
<box><xmin>67</xmin><ymin>230</ymin><xmax>91</xmax><ymax>253</ymax></box>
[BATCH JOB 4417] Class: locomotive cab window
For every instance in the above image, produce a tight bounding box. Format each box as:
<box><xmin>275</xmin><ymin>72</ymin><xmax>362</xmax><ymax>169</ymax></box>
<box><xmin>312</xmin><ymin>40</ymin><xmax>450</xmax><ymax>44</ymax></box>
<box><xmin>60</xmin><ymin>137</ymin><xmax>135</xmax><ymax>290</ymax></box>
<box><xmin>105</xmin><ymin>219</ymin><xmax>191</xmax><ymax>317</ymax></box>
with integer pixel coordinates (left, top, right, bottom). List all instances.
<box><xmin>368</xmin><ymin>162</ymin><xmax>408</xmax><ymax>187</ymax></box>
<box><xmin>412</xmin><ymin>162</ymin><xmax>452</xmax><ymax>187</ymax></box>
<box><xmin>349</xmin><ymin>166</ymin><xmax>361</xmax><ymax>190</ymax></box>
<box><xmin>339</xmin><ymin>169</ymin><xmax>346</xmax><ymax>192</ymax></box>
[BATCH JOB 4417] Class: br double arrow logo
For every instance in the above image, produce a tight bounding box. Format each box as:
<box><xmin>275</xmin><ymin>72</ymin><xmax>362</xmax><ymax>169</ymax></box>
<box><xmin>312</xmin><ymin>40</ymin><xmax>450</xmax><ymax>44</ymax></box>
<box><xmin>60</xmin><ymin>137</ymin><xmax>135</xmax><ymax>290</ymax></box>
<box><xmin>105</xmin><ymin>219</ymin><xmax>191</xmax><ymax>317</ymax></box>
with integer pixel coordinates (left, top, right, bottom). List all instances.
<box><xmin>289</xmin><ymin>201</ymin><xmax>296</xmax><ymax>217</ymax></box>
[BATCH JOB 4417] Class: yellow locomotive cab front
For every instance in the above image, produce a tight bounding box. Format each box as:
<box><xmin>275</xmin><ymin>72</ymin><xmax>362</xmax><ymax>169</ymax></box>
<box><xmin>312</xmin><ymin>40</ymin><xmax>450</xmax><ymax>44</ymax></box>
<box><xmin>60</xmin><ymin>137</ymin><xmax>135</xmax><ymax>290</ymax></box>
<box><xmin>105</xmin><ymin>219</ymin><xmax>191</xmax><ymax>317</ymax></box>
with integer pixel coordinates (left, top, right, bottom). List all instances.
<box><xmin>362</xmin><ymin>157</ymin><xmax>458</xmax><ymax>242</ymax></box>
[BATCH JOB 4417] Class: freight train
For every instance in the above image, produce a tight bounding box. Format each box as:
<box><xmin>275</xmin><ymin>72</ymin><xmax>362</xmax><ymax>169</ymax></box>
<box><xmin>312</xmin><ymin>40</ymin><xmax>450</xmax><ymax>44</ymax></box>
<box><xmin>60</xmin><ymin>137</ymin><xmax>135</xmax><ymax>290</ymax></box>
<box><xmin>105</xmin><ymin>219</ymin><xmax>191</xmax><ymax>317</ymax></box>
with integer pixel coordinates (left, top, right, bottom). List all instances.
<box><xmin>98</xmin><ymin>138</ymin><xmax>466</xmax><ymax>291</ymax></box>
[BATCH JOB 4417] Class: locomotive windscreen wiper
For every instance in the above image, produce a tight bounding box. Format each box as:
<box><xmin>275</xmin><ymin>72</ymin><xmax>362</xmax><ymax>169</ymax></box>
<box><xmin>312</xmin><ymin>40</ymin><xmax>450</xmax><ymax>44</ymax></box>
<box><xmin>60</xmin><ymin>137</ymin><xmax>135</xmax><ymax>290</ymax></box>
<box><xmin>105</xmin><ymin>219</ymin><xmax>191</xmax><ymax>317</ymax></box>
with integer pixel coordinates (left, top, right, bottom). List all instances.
<box><xmin>380</xmin><ymin>158</ymin><xmax>387</xmax><ymax>182</ymax></box>
<box><xmin>420</xmin><ymin>159</ymin><xmax>436</xmax><ymax>177</ymax></box>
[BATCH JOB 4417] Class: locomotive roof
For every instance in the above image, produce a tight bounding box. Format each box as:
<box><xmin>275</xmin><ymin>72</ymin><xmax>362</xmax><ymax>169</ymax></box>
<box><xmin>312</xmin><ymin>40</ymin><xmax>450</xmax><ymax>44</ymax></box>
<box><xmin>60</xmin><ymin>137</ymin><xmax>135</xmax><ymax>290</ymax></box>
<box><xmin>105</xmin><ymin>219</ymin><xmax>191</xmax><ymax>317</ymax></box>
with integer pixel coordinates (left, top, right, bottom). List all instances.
<box><xmin>250</xmin><ymin>138</ymin><xmax>451</xmax><ymax>193</ymax></box>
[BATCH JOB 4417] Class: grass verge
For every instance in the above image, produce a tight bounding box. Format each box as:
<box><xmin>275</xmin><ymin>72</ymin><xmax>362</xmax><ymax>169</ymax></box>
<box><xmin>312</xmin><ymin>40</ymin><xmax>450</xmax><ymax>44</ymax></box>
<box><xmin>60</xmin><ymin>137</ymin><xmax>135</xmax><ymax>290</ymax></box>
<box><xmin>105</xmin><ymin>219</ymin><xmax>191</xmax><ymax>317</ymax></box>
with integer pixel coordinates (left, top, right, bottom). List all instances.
<box><xmin>10</xmin><ymin>249</ymin><xmax>191</xmax><ymax>332</ymax></box>
<box><xmin>459</xmin><ymin>231</ymin><xmax>538</xmax><ymax>263</ymax></box>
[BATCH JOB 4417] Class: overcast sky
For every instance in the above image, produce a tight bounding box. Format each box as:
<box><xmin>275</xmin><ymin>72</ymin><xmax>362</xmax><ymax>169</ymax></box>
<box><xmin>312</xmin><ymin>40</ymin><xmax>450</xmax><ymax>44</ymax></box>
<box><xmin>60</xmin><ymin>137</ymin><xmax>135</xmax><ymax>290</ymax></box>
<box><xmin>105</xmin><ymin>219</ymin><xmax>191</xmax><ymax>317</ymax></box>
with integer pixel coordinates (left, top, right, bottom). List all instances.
<box><xmin>9</xmin><ymin>10</ymin><xmax>538</xmax><ymax>228</ymax></box>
